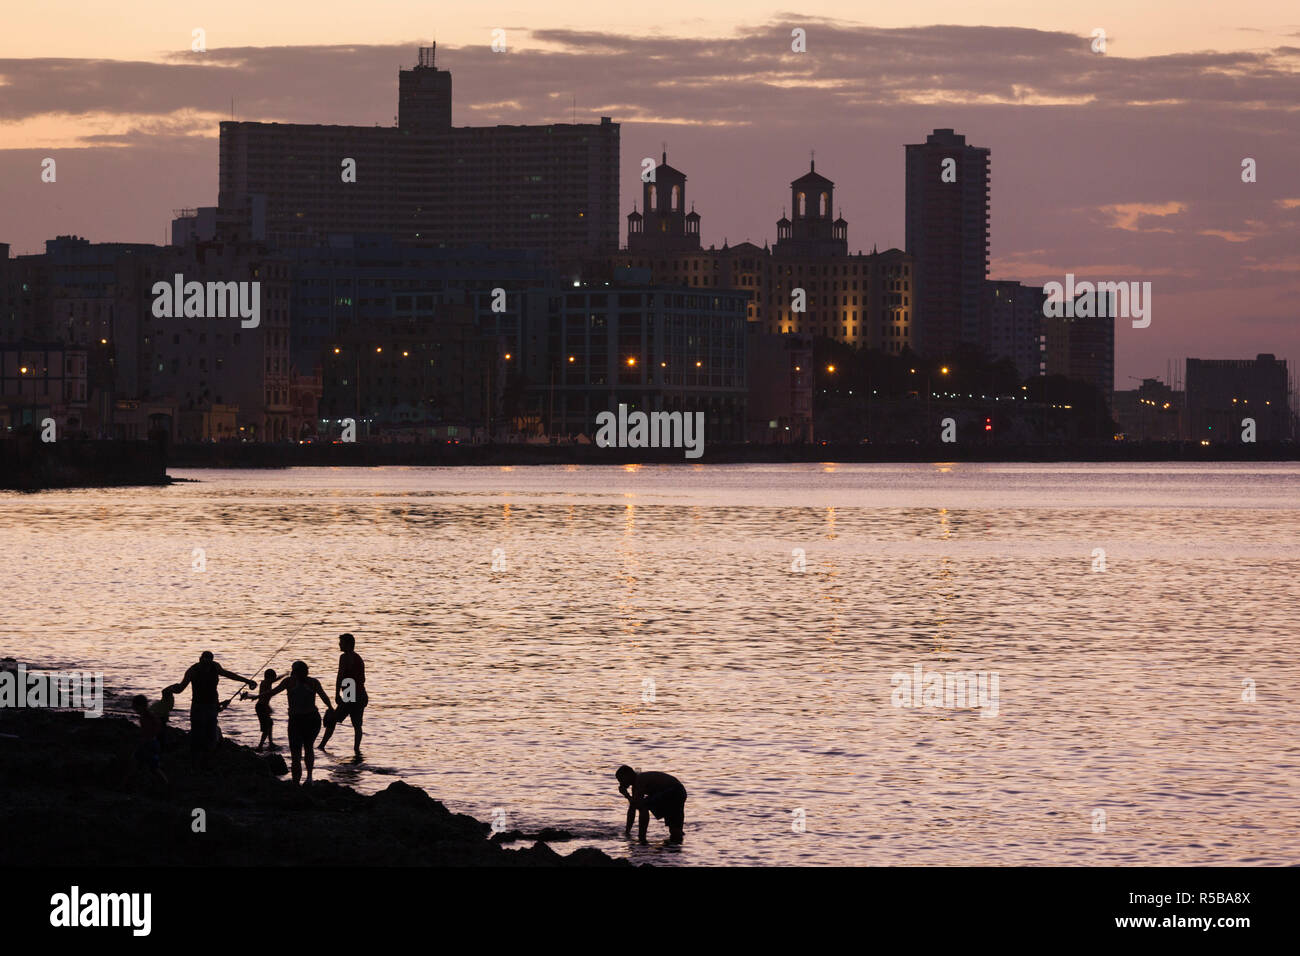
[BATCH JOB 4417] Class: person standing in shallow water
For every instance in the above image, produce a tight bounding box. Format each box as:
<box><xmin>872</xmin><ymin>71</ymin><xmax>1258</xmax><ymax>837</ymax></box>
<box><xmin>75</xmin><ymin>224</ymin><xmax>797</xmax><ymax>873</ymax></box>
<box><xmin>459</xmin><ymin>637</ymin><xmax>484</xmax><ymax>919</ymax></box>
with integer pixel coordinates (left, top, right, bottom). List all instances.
<box><xmin>319</xmin><ymin>633</ymin><xmax>366</xmax><ymax>757</ymax></box>
<box><xmin>170</xmin><ymin>651</ymin><xmax>256</xmax><ymax>758</ymax></box>
<box><xmin>239</xmin><ymin>669</ymin><xmax>279</xmax><ymax>750</ymax></box>
<box><xmin>616</xmin><ymin>765</ymin><xmax>687</xmax><ymax>845</ymax></box>
<box><xmin>258</xmin><ymin>660</ymin><xmax>333</xmax><ymax>785</ymax></box>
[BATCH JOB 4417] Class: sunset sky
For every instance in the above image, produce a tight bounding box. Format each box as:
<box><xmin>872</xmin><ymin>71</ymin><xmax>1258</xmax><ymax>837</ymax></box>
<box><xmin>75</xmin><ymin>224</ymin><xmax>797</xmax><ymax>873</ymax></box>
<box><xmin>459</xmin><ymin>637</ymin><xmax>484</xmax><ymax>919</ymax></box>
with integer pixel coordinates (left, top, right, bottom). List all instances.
<box><xmin>2</xmin><ymin>1</ymin><xmax>1297</xmax><ymax>385</ymax></box>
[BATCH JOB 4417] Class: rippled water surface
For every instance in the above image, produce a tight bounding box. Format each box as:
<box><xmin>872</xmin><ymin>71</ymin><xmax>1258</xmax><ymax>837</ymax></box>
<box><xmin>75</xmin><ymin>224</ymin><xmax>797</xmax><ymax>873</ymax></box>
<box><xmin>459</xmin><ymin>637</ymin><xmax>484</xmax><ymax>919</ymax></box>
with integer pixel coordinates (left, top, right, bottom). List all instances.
<box><xmin>4</xmin><ymin>463</ymin><xmax>1299</xmax><ymax>865</ymax></box>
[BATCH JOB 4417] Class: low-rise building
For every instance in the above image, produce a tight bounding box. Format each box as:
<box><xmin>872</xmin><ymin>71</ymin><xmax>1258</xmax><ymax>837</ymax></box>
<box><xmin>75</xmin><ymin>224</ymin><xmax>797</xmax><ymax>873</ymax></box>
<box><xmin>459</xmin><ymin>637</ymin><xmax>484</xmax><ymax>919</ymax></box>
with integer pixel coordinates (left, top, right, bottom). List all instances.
<box><xmin>1186</xmin><ymin>354</ymin><xmax>1290</xmax><ymax>443</ymax></box>
<box><xmin>1112</xmin><ymin>377</ymin><xmax>1183</xmax><ymax>441</ymax></box>
<box><xmin>746</xmin><ymin>328</ymin><xmax>812</xmax><ymax>443</ymax></box>
<box><xmin>548</xmin><ymin>279</ymin><xmax>749</xmax><ymax>442</ymax></box>
<box><xmin>0</xmin><ymin>341</ymin><xmax>88</xmax><ymax>435</ymax></box>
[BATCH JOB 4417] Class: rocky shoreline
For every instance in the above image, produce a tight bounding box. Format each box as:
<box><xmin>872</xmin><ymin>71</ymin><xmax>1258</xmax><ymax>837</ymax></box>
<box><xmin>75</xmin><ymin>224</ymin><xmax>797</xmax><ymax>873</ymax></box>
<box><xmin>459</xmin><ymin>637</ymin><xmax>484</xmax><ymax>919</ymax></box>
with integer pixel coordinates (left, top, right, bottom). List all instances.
<box><xmin>0</xmin><ymin>668</ymin><xmax>626</xmax><ymax>867</ymax></box>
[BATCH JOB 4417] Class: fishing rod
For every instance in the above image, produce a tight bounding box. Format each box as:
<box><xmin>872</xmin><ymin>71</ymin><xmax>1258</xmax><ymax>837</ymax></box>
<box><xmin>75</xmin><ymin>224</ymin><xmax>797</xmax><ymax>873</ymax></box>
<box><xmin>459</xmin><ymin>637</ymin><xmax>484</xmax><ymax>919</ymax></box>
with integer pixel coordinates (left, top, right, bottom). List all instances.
<box><xmin>221</xmin><ymin>618</ymin><xmax>326</xmax><ymax>709</ymax></box>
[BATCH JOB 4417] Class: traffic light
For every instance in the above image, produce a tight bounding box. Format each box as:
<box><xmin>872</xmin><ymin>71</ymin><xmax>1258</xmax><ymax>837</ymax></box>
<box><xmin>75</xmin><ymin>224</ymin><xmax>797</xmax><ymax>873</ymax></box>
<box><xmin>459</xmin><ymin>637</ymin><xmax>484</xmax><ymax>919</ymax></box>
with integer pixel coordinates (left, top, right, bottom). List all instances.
<box><xmin>984</xmin><ymin>417</ymin><xmax>993</xmax><ymax>432</ymax></box>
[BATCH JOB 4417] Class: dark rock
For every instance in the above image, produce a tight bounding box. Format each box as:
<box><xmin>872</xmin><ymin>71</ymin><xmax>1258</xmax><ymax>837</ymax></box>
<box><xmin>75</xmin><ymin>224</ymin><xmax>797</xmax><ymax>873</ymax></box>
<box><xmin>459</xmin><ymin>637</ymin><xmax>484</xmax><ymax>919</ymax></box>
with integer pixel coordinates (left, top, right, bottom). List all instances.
<box><xmin>492</xmin><ymin>826</ymin><xmax>577</xmax><ymax>844</ymax></box>
<box><xmin>264</xmin><ymin>752</ymin><xmax>289</xmax><ymax>775</ymax></box>
<box><xmin>0</xmin><ymin>701</ymin><xmax>628</xmax><ymax>867</ymax></box>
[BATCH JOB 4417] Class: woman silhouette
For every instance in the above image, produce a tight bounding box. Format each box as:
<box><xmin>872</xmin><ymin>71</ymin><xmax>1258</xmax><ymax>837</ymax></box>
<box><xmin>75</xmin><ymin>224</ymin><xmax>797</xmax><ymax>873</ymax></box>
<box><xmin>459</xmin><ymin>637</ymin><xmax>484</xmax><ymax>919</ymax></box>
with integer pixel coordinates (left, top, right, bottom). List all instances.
<box><xmin>257</xmin><ymin>660</ymin><xmax>333</xmax><ymax>785</ymax></box>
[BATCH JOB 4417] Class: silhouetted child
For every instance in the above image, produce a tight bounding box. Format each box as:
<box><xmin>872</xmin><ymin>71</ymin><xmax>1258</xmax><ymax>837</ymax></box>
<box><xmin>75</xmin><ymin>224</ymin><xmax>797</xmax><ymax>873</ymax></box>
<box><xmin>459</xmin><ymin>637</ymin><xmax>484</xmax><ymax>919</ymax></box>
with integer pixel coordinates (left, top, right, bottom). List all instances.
<box><xmin>149</xmin><ymin>685</ymin><xmax>176</xmax><ymax>728</ymax></box>
<box><xmin>145</xmin><ymin>686</ymin><xmax>176</xmax><ymax>760</ymax></box>
<box><xmin>131</xmin><ymin>694</ymin><xmax>168</xmax><ymax>785</ymax></box>
<box><xmin>241</xmin><ymin>669</ymin><xmax>279</xmax><ymax>750</ymax></box>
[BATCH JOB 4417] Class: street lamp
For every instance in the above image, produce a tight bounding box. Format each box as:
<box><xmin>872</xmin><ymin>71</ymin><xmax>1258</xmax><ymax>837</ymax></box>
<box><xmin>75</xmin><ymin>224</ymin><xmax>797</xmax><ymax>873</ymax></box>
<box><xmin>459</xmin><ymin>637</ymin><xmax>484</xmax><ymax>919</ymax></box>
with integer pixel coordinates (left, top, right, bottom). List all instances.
<box><xmin>914</xmin><ymin>364</ymin><xmax>947</xmax><ymax>433</ymax></box>
<box><xmin>332</xmin><ymin>346</ymin><xmax>362</xmax><ymax>438</ymax></box>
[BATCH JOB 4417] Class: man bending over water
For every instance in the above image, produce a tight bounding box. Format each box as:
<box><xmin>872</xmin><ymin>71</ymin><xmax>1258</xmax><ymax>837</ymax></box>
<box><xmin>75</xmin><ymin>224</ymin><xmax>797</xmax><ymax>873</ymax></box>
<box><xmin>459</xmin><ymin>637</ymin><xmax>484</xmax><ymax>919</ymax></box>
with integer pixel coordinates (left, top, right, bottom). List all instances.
<box><xmin>616</xmin><ymin>765</ymin><xmax>687</xmax><ymax>845</ymax></box>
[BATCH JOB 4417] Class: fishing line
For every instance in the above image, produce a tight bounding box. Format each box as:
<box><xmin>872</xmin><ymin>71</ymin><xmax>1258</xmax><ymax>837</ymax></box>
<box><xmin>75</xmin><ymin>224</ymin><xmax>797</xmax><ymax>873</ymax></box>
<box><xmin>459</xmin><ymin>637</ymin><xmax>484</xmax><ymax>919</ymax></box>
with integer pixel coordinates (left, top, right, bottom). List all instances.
<box><xmin>221</xmin><ymin>618</ymin><xmax>327</xmax><ymax>709</ymax></box>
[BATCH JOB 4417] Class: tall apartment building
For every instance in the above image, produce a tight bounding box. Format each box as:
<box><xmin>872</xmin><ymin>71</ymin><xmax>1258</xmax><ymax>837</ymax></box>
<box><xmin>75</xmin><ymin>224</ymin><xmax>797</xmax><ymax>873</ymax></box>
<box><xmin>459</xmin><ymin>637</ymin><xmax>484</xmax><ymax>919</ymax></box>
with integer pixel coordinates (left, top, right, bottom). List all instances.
<box><xmin>217</xmin><ymin>46</ymin><xmax>620</xmax><ymax>267</ymax></box>
<box><xmin>614</xmin><ymin>156</ymin><xmax>913</xmax><ymax>352</ymax></box>
<box><xmin>981</xmin><ymin>280</ymin><xmax>1045</xmax><ymax>380</ymax></box>
<box><xmin>1186</xmin><ymin>354</ymin><xmax>1291</xmax><ymax>442</ymax></box>
<box><xmin>1043</xmin><ymin>309</ymin><xmax>1115</xmax><ymax>400</ymax></box>
<box><xmin>906</xmin><ymin>129</ymin><xmax>990</xmax><ymax>360</ymax></box>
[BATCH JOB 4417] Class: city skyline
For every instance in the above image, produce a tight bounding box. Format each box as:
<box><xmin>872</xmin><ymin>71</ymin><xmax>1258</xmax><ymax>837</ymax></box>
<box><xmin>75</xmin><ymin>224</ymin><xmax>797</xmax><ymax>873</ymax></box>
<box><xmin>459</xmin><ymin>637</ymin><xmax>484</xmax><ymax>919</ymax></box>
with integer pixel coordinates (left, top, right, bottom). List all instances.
<box><xmin>2</xmin><ymin>15</ymin><xmax>1298</xmax><ymax>386</ymax></box>
<box><xmin>3</xmin><ymin>3</ymin><xmax>1300</xmax><ymax>903</ymax></box>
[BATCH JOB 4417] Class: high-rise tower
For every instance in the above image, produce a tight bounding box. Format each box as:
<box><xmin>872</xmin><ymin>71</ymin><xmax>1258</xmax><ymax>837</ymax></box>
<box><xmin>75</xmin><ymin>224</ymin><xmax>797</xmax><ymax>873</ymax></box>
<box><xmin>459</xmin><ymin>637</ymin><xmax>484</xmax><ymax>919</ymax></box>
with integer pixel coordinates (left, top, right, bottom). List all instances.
<box><xmin>398</xmin><ymin>45</ymin><xmax>453</xmax><ymax>130</ymax></box>
<box><xmin>905</xmin><ymin>129</ymin><xmax>990</xmax><ymax>359</ymax></box>
<box><xmin>218</xmin><ymin>48</ymin><xmax>619</xmax><ymax>265</ymax></box>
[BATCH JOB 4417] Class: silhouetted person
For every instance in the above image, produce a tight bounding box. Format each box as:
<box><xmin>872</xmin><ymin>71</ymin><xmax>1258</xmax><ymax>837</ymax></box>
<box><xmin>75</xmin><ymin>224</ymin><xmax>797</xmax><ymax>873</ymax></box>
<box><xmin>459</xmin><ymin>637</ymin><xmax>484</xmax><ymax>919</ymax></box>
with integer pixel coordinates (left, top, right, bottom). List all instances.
<box><xmin>130</xmin><ymin>694</ymin><xmax>168</xmax><ymax>785</ymax></box>
<box><xmin>259</xmin><ymin>660</ymin><xmax>333</xmax><ymax>785</ymax></box>
<box><xmin>149</xmin><ymin>686</ymin><xmax>176</xmax><ymax>729</ymax></box>
<box><xmin>319</xmin><ymin>633</ymin><xmax>367</xmax><ymax>757</ymax></box>
<box><xmin>616</xmin><ymin>765</ymin><xmax>687</xmax><ymax>844</ymax></box>
<box><xmin>147</xmin><ymin>686</ymin><xmax>176</xmax><ymax>761</ymax></box>
<box><xmin>240</xmin><ymin>669</ymin><xmax>279</xmax><ymax>750</ymax></box>
<box><xmin>171</xmin><ymin>651</ymin><xmax>256</xmax><ymax>758</ymax></box>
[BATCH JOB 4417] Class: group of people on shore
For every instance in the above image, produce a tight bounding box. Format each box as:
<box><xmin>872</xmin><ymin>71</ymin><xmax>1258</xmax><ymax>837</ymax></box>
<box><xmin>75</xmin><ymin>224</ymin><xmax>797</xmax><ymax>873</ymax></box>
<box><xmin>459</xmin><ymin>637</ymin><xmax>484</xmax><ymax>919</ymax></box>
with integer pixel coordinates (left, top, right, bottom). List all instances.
<box><xmin>129</xmin><ymin>633</ymin><xmax>367</xmax><ymax>786</ymax></box>
<box><xmin>126</xmin><ymin>631</ymin><xmax>689</xmax><ymax>844</ymax></box>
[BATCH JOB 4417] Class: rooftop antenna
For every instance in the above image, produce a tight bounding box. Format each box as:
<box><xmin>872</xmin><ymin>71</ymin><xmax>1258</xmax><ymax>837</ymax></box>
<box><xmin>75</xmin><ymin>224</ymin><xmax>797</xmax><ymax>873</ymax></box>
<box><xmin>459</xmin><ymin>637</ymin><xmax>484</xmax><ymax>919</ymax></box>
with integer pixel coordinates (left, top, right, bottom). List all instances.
<box><xmin>811</xmin><ymin>148</ymin><xmax>815</xmax><ymax>171</ymax></box>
